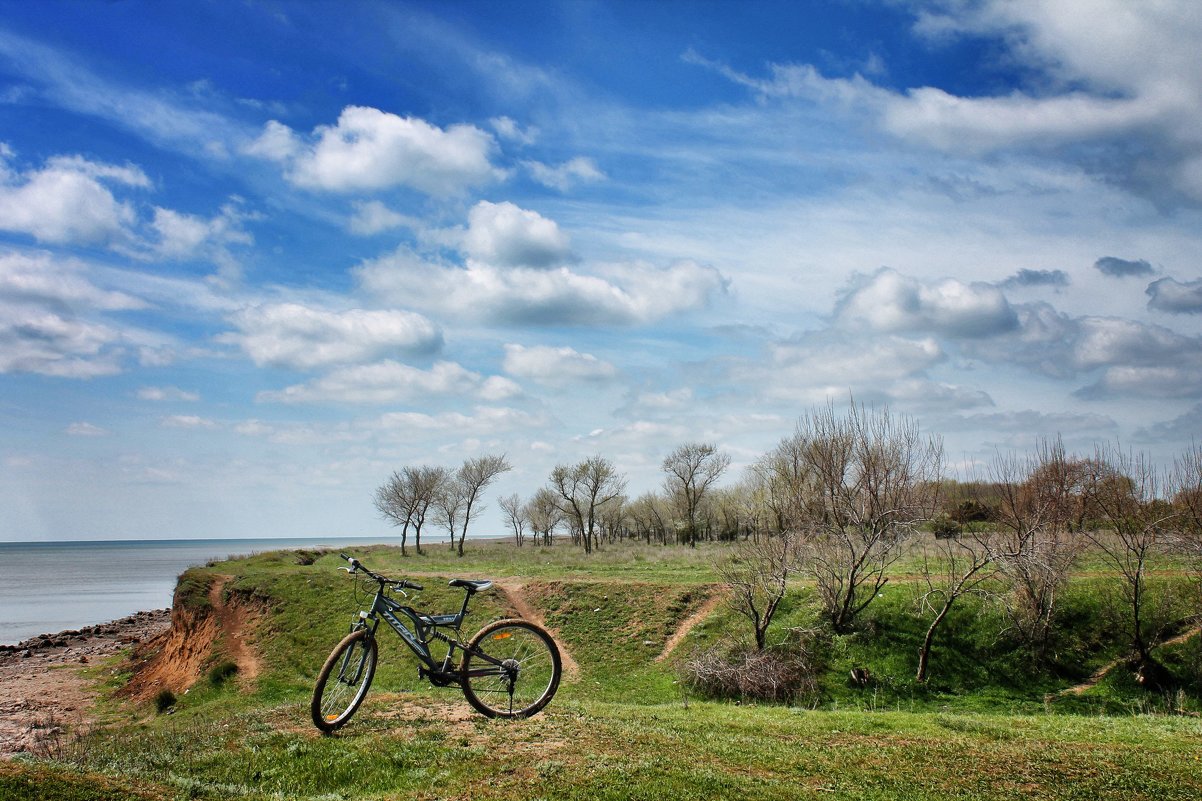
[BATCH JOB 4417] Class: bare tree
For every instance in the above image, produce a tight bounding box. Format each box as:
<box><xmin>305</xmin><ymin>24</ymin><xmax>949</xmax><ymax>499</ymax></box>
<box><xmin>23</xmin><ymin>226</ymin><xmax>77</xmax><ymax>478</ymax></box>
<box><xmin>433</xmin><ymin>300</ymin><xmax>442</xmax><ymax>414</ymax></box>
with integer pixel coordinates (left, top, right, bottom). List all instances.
<box><xmin>452</xmin><ymin>454</ymin><xmax>512</xmax><ymax>557</ymax></box>
<box><xmin>434</xmin><ymin>478</ymin><xmax>466</xmax><ymax>552</ymax></box>
<box><xmin>548</xmin><ymin>456</ymin><xmax>627</xmax><ymax>554</ymax></box>
<box><xmin>795</xmin><ymin>402</ymin><xmax>943</xmax><ymax>633</ymax></box>
<box><xmin>987</xmin><ymin>438</ymin><xmax>1086</xmax><ymax>660</ymax></box>
<box><xmin>915</xmin><ymin>531</ymin><xmax>997</xmax><ymax>682</ymax></box>
<box><xmin>499</xmin><ymin>493</ymin><xmax>528</xmax><ymax>547</ymax></box>
<box><xmin>749</xmin><ymin>430</ymin><xmax>814</xmax><ymax>535</ymax></box>
<box><xmin>1170</xmin><ymin>443</ymin><xmax>1202</xmax><ymax>576</ymax></box>
<box><xmin>374</xmin><ymin>470</ymin><xmax>415</xmax><ymax>556</ymax></box>
<box><xmin>720</xmin><ymin>532</ymin><xmax>797</xmax><ymax>650</ymax></box>
<box><xmin>662</xmin><ymin>442</ymin><xmax>731</xmax><ymax>547</ymax></box>
<box><xmin>1084</xmin><ymin>446</ymin><xmax>1175</xmax><ymax>672</ymax></box>
<box><xmin>627</xmin><ymin>491</ymin><xmax>671</xmax><ymax>544</ymax></box>
<box><xmin>373</xmin><ymin>465</ymin><xmax>447</xmax><ymax>556</ymax></box>
<box><xmin>525</xmin><ymin>487</ymin><xmax>563</xmax><ymax>546</ymax></box>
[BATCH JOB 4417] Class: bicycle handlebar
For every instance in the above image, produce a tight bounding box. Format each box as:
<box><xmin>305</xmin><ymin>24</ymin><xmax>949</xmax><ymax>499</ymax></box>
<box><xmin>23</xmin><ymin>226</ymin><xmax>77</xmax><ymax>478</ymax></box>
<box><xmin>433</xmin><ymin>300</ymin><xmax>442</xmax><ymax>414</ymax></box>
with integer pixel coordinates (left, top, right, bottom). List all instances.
<box><xmin>338</xmin><ymin>553</ymin><xmax>423</xmax><ymax>591</ymax></box>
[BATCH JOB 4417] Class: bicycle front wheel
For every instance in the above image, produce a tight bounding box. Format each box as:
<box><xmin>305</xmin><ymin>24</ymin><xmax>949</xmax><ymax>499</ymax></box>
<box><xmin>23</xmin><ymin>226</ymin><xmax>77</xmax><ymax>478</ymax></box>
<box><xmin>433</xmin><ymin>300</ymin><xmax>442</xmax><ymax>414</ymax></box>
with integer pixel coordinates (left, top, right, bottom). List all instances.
<box><xmin>461</xmin><ymin>619</ymin><xmax>561</xmax><ymax>719</ymax></box>
<box><xmin>311</xmin><ymin>628</ymin><xmax>377</xmax><ymax>732</ymax></box>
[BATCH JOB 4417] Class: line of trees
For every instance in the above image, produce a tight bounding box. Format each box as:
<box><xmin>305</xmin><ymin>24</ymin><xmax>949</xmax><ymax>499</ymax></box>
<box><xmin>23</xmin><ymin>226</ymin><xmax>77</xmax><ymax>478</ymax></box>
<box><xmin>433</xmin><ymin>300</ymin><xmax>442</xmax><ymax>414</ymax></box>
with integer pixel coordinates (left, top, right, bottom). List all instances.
<box><xmin>372</xmin><ymin>403</ymin><xmax>1202</xmax><ymax>686</ymax></box>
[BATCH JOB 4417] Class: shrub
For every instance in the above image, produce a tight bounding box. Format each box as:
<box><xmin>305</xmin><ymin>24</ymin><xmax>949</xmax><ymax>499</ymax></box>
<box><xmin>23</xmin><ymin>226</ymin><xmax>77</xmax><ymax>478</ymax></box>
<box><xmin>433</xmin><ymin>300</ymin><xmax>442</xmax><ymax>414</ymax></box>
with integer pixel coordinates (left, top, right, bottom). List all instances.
<box><xmin>682</xmin><ymin>632</ymin><xmax>825</xmax><ymax>704</ymax></box>
<box><xmin>930</xmin><ymin>515</ymin><xmax>963</xmax><ymax>539</ymax></box>
<box><xmin>207</xmin><ymin>660</ymin><xmax>239</xmax><ymax>687</ymax></box>
<box><xmin>154</xmin><ymin>689</ymin><xmax>176</xmax><ymax>713</ymax></box>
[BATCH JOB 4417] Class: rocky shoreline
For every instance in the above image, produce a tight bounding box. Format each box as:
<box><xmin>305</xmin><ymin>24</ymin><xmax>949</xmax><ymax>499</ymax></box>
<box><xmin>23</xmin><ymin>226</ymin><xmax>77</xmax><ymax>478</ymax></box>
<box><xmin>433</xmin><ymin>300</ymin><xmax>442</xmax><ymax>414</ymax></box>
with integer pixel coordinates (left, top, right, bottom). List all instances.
<box><xmin>0</xmin><ymin>609</ymin><xmax>171</xmax><ymax>757</ymax></box>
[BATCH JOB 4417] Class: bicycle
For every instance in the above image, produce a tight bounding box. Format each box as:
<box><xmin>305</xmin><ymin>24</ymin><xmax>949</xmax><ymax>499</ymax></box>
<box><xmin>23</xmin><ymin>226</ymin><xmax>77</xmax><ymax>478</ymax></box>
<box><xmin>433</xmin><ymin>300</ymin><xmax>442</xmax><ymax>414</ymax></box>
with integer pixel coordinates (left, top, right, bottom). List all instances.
<box><xmin>311</xmin><ymin>553</ymin><xmax>561</xmax><ymax>732</ymax></box>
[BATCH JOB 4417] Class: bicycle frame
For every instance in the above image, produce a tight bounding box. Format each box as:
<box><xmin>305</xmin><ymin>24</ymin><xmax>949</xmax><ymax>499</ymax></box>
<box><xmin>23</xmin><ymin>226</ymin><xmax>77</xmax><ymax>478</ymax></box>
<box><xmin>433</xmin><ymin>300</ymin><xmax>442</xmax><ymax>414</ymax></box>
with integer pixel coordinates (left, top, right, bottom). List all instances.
<box><xmin>355</xmin><ymin>582</ymin><xmax>505</xmax><ymax>687</ymax></box>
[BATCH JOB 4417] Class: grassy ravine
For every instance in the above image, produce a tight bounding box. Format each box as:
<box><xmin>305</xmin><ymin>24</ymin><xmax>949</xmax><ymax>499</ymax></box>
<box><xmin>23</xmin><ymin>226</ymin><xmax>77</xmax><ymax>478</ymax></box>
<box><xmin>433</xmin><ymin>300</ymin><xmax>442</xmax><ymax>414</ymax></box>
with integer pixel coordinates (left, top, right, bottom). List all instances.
<box><xmin>6</xmin><ymin>540</ymin><xmax>1202</xmax><ymax>801</ymax></box>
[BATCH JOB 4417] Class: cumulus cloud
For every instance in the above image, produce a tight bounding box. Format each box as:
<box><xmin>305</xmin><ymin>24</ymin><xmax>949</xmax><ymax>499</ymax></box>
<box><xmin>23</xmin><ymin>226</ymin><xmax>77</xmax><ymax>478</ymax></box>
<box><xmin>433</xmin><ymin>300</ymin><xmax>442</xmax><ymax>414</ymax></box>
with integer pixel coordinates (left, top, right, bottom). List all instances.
<box><xmin>356</xmin><ymin>249</ymin><xmax>726</xmax><ymax>326</ymax></box>
<box><xmin>219</xmin><ymin>303</ymin><xmax>442</xmax><ymax>370</ymax></box>
<box><xmin>257</xmin><ymin>360</ymin><xmax>520</xmax><ymax>405</ymax></box>
<box><xmin>1094</xmin><ymin>256</ymin><xmax>1154</xmax><ymax>278</ymax></box>
<box><xmin>137</xmin><ymin>386</ymin><xmax>199</xmax><ymax>402</ymax></box>
<box><xmin>701</xmin><ymin>1</ymin><xmax>1202</xmax><ymax>204</ymax></box>
<box><xmin>835</xmin><ymin>268</ymin><xmax>1018</xmax><ymax>339</ymax></box>
<box><xmin>461</xmin><ymin>201</ymin><xmax>573</xmax><ymax>268</ymax></box>
<box><xmin>1076</xmin><ymin>366</ymin><xmax>1202</xmax><ymax>399</ymax></box>
<box><xmin>502</xmin><ymin>344</ymin><xmax>617</xmax><ymax>385</ymax></box>
<box><xmin>1000</xmin><ymin>268</ymin><xmax>1070</xmax><ymax>289</ymax></box>
<box><xmin>160</xmin><ymin>414</ymin><xmax>218</xmax><ymax>429</ymax></box>
<box><xmin>348</xmin><ymin>201</ymin><xmax>415</xmax><ymax>236</ymax></box>
<box><xmin>246</xmin><ymin>106</ymin><xmax>501</xmax><ymax>195</ymax></box>
<box><xmin>1146</xmin><ymin>276</ymin><xmax>1202</xmax><ymax>314</ymax></box>
<box><xmin>0</xmin><ymin>151</ymin><xmax>148</xmax><ymax>245</ymax></box>
<box><xmin>0</xmin><ymin>251</ymin><xmax>149</xmax><ymax>378</ymax></box>
<box><xmin>377</xmin><ymin>405</ymin><xmax>545</xmax><ymax>435</ymax></box>
<box><xmin>490</xmin><ymin>116</ymin><xmax>537</xmax><ymax>145</ymax></box>
<box><xmin>523</xmin><ymin>157</ymin><xmax>605</xmax><ymax>191</ymax></box>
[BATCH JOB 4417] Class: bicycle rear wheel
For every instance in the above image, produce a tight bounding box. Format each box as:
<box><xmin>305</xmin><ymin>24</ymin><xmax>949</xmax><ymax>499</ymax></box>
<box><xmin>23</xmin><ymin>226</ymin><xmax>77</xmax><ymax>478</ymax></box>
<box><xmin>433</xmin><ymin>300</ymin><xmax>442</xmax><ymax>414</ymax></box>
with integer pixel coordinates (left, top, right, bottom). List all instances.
<box><xmin>460</xmin><ymin>619</ymin><xmax>561</xmax><ymax>719</ymax></box>
<box><xmin>311</xmin><ymin>628</ymin><xmax>377</xmax><ymax>732</ymax></box>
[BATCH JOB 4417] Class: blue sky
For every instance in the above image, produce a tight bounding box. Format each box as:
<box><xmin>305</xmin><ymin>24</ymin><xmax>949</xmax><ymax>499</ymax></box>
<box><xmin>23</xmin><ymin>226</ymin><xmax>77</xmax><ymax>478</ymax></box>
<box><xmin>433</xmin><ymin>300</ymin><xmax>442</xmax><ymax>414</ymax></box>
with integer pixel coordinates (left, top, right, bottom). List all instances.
<box><xmin>2</xmin><ymin>0</ymin><xmax>1201</xmax><ymax>542</ymax></box>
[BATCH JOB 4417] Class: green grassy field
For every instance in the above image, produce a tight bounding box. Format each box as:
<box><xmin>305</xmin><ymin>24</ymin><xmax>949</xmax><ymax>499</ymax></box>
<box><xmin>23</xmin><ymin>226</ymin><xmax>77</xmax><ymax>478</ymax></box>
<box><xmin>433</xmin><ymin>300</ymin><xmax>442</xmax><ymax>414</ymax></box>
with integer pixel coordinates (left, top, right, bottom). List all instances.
<box><xmin>6</xmin><ymin>540</ymin><xmax>1202</xmax><ymax>800</ymax></box>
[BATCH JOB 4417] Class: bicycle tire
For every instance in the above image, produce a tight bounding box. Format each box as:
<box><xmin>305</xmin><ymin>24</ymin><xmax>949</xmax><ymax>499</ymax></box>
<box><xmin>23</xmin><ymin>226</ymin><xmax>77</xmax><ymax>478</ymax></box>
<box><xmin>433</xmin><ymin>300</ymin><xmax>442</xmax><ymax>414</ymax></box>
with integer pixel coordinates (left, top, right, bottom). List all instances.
<box><xmin>460</xmin><ymin>618</ymin><xmax>561</xmax><ymax>719</ymax></box>
<box><xmin>311</xmin><ymin>628</ymin><xmax>377</xmax><ymax>732</ymax></box>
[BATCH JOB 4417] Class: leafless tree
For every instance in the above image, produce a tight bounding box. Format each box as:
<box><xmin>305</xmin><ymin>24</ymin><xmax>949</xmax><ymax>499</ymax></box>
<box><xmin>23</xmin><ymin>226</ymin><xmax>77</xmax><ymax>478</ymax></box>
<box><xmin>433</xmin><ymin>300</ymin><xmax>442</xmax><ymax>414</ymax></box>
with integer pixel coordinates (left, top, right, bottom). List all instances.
<box><xmin>372</xmin><ymin>465</ymin><xmax>447</xmax><ymax>556</ymax></box>
<box><xmin>499</xmin><ymin>493</ymin><xmax>528</xmax><ymax>547</ymax></box>
<box><xmin>548</xmin><ymin>456</ymin><xmax>627</xmax><ymax>554</ymax></box>
<box><xmin>749</xmin><ymin>430</ymin><xmax>814</xmax><ymax>535</ymax></box>
<box><xmin>627</xmin><ymin>491</ymin><xmax>671</xmax><ymax>544</ymax></box>
<box><xmin>720</xmin><ymin>531</ymin><xmax>797</xmax><ymax>650</ymax></box>
<box><xmin>662</xmin><ymin>442</ymin><xmax>731</xmax><ymax>547</ymax></box>
<box><xmin>1084</xmin><ymin>446</ymin><xmax>1176</xmax><ymax>670</ymax></box>
<box><xmin>434</xmin><ymin>478</ymin><xmax>466</xmax><ymax>552</ymax></box>
<box><xmin>795</xmin><ymin>402</ymin><xmax>943</xmax><ymax>633</ymax></box>
<box><xmin>987</xmin><ymin>438</ymin><xmax>1086</xmax><ymax>660</ymax></box>
<box><xmin>525</xmin><ymin>487</ymin><xmax>563</xmax><ymax>546</ymax></box>
<box><xmin>1170</xmin><ymin>443</ymin><xmax>1202</xmax><ymax>577</ymax></box>
<box><xmin>915</xmin><ymin>530</ymin><xmax>997</xmax><ymax>682</ymax></box>
<box><xmin>451</xmin><ymin>454</ymin><xmax>512</xmax><ymax>557</ymax></box>
<box><xmin>373</xmin><ymin>470</ymin><xmax>414</xmax><ymax>555</ymax></box>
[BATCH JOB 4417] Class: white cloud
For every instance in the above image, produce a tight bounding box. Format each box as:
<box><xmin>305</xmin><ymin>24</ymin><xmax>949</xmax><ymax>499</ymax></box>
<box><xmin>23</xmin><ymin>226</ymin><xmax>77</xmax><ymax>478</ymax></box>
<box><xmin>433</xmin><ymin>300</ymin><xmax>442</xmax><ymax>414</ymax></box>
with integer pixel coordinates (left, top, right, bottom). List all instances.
<box><xmin>502</xmin><ymin>344</ymin><xmax>618</xmax><ymax>385</ymax></box>
<box><xmin>0</xmin><ymin>151</ymin><xmax>147</xmax><ymax>245</ymax></box>
<box><xmin>65</xmin><ymin>422</ymin><xmax>108</xmax><ymax>437</ymax></box>
<box><xmin>348</xmin><ymin>201</ymin><xmax>415</xmax><ymax>236</ymax></box>
<box><xmin>835</xmin><ymin>268</ymin><xmax>1017</xmax><ymax>339</ymax></box>
<box><xmin>137</xmin><ymin>386</ymin><xmax>199</xmax><ymax>402</ymax></box>
<box><xmin>523</xmin><ymin>157</ymin><xmax>605</xmax><ymax>191</ymax></box>
<box><xmin>145</xmin><ymin>201</ymin><xmax>256</xmax><ymax>272</ymax></box>
<box><xmin>462</xmin><ymin>201</ymin><xmax>573</xmax><ymax>268</ymax></box>
<box><xmin>0</xmin><ymin>251</ymin><xmax>146</xmax><ymax>311</ymax></box>
<box><xmin>377</xmin><ymin>405</ymin><xmax>545</xmax><ymax>434</ymax></box>
<box><xmin>257</xmin><ymin>359</ymin><xmax>520</xmax><ymax>405</ymax></box>
<box><xmin>356</xmin><ymin>249</ymin><xmax>727</xmax><ymax>326</ymax></box>
<box><xmin>160</xmin><ymin>415</ymin><xmax>218</xmax><ymax>429</ymax></box>
<box><xmin>249</xmin><ymin>106</ymin><xmax>502</xmax><ymax>195</ymax></box>
<box><xmin>219</xmin><ymin>303</ymin><xmax>443</xmax><ymax>370</ymax></box>
<box><xmin>490</xmin><ymin>116</ymin><xmax>538</xmax><ymax>145</ymax></box>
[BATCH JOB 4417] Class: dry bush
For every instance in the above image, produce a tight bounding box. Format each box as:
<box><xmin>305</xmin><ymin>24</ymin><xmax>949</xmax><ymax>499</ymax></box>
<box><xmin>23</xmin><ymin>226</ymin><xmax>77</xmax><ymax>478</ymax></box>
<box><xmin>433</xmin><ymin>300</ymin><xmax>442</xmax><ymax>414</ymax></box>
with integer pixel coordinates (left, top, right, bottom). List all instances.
<box><xmin>682</xmin><ymin>636</ymin><xmax>824</xmax><ymax>705</ymax></box>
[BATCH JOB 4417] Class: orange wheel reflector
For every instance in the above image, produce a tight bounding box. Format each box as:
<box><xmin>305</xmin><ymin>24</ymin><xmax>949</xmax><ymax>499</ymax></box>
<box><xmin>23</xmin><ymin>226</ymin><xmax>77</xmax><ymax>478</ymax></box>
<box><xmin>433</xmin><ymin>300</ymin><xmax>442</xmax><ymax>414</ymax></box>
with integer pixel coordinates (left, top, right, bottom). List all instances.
<box><xmin>325</xmin><ymin>714</ymin><xmax>339</xmax><ymax>721</ymax></box>
<box><xmin>492</xmin><ymin>632</ymin><xmax>513</xmax><ymax>640</ymax></box>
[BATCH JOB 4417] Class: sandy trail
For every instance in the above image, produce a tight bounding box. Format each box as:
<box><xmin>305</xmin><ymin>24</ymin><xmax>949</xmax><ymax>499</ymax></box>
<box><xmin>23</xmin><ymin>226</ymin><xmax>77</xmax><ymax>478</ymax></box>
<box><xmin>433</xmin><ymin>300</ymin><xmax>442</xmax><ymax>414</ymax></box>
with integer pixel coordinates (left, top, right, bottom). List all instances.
<box><xmin>494</xmin><ymin>582</ymin><xmax>581</xmax><ymax>680</ymax></box>
<box><xmin>656</xmin><ymin>591</ymin><xmax>724</xmax><ymax>663</ymax></box>
<box><xmin>1062</xmin><ymin>624</ymin><xmax>1201</xmax><ymax>696</ymax></box>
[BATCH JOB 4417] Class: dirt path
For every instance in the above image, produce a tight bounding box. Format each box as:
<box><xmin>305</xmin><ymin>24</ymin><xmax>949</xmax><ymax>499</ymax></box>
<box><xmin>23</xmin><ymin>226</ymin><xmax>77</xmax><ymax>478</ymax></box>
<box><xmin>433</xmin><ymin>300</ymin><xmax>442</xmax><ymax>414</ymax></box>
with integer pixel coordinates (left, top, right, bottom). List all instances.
<box><xmin>1062</xmin><ymin>625</ymin><xmax>1202</xmax><ymax>696</ymax></box>
<box><xmin>494</xmin><ymin>582</ymin><xmax>581</xmax><ymax>681</ymax></box>
<box><xmin>0</xmin><ymin>610</ymin><xmax>170</xmax><ymax>758</ymax></box>
<box><xmin>656</xmin><ymin>591</ymin><xmax>724</xmax><ymax>663</ymax></box>
<box><xmin>210</xmin><ymin>575</ymin><xmax>262</xmax><ymax>682</ymax></box>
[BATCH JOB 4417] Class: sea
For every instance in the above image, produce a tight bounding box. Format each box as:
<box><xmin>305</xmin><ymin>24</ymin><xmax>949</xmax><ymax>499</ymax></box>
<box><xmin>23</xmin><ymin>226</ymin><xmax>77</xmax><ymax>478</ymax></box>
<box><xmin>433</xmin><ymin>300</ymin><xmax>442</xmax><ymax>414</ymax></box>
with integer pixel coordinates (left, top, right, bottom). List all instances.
<box><xmin>0</xmin><ymin>537</ymin><xmax>393</xmax><ymax>646</ymax></box>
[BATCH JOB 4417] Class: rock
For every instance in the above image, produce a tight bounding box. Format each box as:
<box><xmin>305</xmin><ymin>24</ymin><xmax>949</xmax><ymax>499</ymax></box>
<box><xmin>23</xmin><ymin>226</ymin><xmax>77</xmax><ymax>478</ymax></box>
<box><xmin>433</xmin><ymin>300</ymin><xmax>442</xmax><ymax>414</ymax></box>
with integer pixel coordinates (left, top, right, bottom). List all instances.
<box><xmin>20</xmin><ymin>649</ymin><xmax>31</xmax><ymax>659</ymax></box>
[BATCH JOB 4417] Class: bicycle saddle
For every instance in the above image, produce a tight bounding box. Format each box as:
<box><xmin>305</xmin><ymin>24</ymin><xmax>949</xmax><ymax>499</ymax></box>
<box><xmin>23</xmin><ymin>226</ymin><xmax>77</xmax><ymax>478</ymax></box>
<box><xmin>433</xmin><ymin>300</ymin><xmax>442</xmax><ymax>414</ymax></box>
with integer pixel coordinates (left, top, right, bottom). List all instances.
<box><xmin>448</xmin><ymin>578</ymin><xmax>493</xmax><ymax>593</ymax></box>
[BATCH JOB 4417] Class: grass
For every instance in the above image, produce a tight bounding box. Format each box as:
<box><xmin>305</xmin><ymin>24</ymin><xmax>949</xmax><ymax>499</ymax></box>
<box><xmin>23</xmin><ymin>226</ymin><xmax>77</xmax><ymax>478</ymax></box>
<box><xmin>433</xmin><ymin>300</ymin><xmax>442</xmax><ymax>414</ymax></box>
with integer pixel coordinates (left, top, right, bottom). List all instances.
<box><xmin>10</xmin><ymin>538</ymin><xmax>1202</xmax><ymax>800</ymax></box>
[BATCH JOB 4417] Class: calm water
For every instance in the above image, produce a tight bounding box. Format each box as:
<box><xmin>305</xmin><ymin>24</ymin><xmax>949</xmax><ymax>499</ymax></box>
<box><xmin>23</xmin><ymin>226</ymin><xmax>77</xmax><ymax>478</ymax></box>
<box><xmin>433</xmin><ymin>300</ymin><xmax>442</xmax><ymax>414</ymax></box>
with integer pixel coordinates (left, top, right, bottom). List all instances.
<box><xmin>0</xmin><ymin>537</ymin><xmax>390</xmax><ymax>645</ymax></box>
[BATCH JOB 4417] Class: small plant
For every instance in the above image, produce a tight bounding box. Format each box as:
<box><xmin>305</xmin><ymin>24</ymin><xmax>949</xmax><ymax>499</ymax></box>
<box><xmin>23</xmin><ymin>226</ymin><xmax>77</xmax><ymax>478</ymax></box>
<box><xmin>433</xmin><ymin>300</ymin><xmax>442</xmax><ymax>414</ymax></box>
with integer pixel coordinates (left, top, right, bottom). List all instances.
<box><xmin>208</xmin><ymin>660</ymin><xmax>239</xmax><ymax>687</ymax></box>
<box><xmin>930</xmin><ymin>515</ymin><xmax>962</xmax><ymax>539</ymax></box>
<box><xmin>154</xmin><ymin>689</ymin><xmax>176</xmax><ymax>713</ymax></box>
